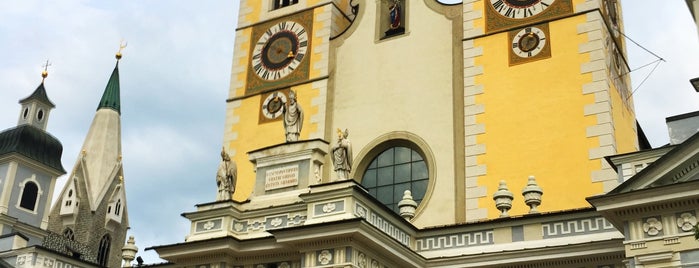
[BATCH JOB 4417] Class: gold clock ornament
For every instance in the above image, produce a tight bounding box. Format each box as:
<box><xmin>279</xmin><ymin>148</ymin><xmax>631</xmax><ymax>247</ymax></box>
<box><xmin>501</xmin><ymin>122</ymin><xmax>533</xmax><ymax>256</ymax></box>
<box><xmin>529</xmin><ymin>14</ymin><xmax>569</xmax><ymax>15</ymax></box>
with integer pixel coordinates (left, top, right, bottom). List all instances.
<box><xmin>246</xmin><ymin>10</ymin><xmax>313</xmax><ymax>95</ymax></box>
<box><xmin>508</xmin><ymin>24</ymin><xmax>551</xmax><ymax>65</ymax></box>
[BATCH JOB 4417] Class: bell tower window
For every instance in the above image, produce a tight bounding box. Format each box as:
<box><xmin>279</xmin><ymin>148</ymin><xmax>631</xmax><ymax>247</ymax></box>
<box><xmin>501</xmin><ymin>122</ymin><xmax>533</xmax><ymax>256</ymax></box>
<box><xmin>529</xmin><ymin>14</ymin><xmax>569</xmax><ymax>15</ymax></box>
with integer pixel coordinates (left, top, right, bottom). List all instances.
<box><xmin>19</xmin><ymin>181</ymin><xmax>39</xmax><ymax>211</ymax></box>
<box><xmin>272</xmin><ymin>0</ymin><xmax>298</xmax><ymax>10</ymax></box>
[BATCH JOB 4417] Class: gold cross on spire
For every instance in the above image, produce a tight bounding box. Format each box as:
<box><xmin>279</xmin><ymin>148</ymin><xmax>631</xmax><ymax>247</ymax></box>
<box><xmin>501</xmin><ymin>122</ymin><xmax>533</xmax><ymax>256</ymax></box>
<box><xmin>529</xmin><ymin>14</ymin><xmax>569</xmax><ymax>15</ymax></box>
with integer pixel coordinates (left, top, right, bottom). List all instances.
<box><xmin>41</xmin><ymin>59</ymin><xmax>51</xmax><ymax>82</ymax></box>
<box><xmin>116</xmin><ymin>40</ymin><xmax>127</xmax><ymax>60</ymax></box>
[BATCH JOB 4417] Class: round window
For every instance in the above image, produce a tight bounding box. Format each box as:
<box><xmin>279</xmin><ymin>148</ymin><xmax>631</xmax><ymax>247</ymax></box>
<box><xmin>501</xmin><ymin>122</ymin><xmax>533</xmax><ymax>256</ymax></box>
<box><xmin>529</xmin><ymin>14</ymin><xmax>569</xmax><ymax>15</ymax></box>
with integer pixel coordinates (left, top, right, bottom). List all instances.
<box><xmin>361</xmin><ymin>146</ymin><xmax>428</xmax><ymax>213</ymax></box>
<box><xmin>23</xmin><ymin>107</ymin><xmax>29</xmax><ymax>119</ymax></box>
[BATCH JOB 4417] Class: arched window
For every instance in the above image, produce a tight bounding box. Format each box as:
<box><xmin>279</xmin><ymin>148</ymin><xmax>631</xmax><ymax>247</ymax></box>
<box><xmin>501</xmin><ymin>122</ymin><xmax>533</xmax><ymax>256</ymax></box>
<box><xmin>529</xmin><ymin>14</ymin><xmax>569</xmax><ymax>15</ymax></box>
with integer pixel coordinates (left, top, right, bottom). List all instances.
<box><xmin>97</xmin><ymin>234</ymin><xmax>111</xmax><ymax>267</ymax></box>
<box><xmin>19</xmin><ymin>181</ymin><xmax>39</xmax><ymax>211</ymax></box>
<box><xmin>63</xmin><ymin>228</ymin><xmax>75</xmax><ymax>240</ymax></box>
<box><xmin>361</xmin><ymin>146</ymin><xmax>428</xmax><ymax>213</ymax></box>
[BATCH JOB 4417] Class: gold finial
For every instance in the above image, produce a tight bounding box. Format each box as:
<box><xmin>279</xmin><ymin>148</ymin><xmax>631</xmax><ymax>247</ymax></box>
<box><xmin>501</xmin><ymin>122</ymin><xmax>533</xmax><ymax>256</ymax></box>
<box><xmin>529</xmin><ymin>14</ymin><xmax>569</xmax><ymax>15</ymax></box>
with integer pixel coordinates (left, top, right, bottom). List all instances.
<box><xmin>116</xmin><ymin>40</ymin><xmax>127</xmax><ymax>60</ymax></box>
<box><xmin>41</xmin><ymin>59</ymin><xmax>51</xmax><ymax>82</ymax></box>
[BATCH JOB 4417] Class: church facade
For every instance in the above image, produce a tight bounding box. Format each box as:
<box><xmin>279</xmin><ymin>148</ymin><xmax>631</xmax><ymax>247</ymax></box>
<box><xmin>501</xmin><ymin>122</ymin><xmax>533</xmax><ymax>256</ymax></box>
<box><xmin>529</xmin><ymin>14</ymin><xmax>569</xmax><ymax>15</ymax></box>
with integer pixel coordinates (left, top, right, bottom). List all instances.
<box><xmin>148</xmin><ymin>0</ymin><xmax>699</xmax><ymax>267</ymax></box>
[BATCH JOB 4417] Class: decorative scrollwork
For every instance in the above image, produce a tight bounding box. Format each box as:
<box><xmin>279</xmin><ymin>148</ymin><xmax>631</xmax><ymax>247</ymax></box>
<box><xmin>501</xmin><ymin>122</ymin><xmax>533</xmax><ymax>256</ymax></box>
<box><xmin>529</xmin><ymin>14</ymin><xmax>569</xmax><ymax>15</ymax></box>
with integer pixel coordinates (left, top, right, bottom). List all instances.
<box><xmin>203</xmin><ymin>220</ymin><xmax>215</xmax><ymax>230</ymax></box>
<box><xmin>270</xmin><ymin>217</ymin><xmax>283</xmax><ymax>227</ymax></box>
<box><xmin>358</xmin><ymin>253</ymin><xmax>367</xmax><ymax>268</ymax></box>
<box><xmin>323</xmin><ymin>203</ymin><xmax>337</xmax><ymax>213</ymax></box>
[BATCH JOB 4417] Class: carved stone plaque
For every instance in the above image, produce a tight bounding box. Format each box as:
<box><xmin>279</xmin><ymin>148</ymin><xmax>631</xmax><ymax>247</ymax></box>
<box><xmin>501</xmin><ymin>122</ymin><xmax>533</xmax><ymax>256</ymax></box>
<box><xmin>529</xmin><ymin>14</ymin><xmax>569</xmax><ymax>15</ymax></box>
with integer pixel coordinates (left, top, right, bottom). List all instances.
<box><xmin>265</xmin><ymin>165</ymin><xmax>299</xmax><ymax>190</ymax></box>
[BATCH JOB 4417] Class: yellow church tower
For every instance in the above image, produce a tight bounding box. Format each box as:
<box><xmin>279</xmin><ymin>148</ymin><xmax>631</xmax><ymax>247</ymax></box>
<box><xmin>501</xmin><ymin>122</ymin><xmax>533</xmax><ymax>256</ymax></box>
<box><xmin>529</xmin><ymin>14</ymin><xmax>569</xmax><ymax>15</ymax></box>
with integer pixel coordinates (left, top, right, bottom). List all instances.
<box><xmin>223</xmin><ymin>0</ymin><xmax>637</xmax><ymax>226</ymax></box>
<box><xmin>462</xmin><ymin>0</ymin><xmax>637</xmax><ymax>220</ymax></box>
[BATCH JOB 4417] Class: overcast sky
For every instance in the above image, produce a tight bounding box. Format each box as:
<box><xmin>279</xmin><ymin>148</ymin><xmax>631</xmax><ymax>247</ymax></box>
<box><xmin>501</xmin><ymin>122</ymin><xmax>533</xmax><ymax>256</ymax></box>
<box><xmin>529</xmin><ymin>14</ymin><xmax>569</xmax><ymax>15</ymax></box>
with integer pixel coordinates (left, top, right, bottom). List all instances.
<box><xmin>0</xmin><ymin>0</ymin><xmax>698</xmax><ymax>265</ymax></box>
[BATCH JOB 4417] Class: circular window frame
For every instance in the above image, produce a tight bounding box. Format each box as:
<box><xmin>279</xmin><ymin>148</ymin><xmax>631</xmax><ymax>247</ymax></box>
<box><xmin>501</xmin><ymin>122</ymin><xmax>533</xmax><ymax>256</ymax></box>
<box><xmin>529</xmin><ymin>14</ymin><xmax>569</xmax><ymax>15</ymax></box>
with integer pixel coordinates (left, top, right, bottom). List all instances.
<box><xmin>352</xmin><ymin>131</ymin><xmax>436</xmax><ymax>219</ymax></box>
<box><xmin>36</xmin><ymin>108</ymin><xmax>45</xmax><ymax>122</ymax></box>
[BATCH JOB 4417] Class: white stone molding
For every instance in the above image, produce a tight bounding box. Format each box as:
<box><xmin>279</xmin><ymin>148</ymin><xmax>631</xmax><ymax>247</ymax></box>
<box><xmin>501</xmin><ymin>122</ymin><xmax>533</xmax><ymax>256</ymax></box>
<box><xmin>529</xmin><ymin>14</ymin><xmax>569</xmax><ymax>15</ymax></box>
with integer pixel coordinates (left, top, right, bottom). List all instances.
<box><xmin>463</xmin><ymin>36</ymin><xmax>487</xmax><ymax>221</ymax></box>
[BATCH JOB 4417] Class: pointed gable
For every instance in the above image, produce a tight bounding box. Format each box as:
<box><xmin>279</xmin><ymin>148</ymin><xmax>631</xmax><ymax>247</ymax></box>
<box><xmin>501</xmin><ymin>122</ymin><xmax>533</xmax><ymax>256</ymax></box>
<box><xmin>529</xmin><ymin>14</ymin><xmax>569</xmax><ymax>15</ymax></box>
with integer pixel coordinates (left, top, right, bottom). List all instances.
<box><xmin>609</xmin><ymin>131</ymin><xmax>699</xmax><ymax>194</ymax></box>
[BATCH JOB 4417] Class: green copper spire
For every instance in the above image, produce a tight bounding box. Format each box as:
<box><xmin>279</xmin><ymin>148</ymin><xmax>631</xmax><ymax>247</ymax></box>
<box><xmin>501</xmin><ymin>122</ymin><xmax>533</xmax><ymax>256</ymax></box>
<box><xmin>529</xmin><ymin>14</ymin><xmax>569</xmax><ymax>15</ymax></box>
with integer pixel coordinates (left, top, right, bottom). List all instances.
<box><xmin>97</xmin><ymin>62</ymin><xmax>121</xmax><ymax>114</ymax></box>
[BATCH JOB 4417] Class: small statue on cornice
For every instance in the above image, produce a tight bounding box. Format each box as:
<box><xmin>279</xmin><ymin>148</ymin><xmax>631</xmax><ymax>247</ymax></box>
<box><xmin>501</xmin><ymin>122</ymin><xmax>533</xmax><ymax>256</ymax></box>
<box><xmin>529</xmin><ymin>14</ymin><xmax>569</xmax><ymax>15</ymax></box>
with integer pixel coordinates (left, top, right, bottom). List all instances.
<box><xmin>282</xmin><ymin>90</ymin><xmax>303</xmax><ymax>142</ymax></box>
<box><xmin>332</xmin><ymin>128</ymin><xmax>352</xmax><ymax>181</ymax></box>
<box><xmin>216</xmin><ymin>147</ymin><xmax>237</xmax><ymax>201</ymax></box>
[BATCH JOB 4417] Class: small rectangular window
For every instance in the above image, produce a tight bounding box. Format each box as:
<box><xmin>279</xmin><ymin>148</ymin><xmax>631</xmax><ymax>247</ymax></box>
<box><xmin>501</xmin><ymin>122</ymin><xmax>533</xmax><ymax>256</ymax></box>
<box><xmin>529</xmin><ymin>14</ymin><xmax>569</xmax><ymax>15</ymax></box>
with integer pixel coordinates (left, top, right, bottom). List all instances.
<box><xmin>273</xmin><ymin>0</ymin><xmax>299</xmax><ymax>10</ymax></box>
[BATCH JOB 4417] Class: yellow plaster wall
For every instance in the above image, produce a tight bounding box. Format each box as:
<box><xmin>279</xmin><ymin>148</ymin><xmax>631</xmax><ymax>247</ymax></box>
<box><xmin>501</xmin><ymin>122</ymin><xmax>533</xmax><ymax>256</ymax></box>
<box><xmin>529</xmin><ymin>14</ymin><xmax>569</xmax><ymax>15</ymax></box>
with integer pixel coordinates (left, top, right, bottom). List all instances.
<box><xmin>242</xmin><ymin>1</ymin><xmax>261</xmax><ymax>26</ymax></box>
<box><xmin>609</xmin><ymin>85</ymin><xmax>637</xmax><ymax>154</ymax></box>
<box><xmin>473</xmin><ymin>15</ymin><xmax>603</xmax><ymax>218</ymax></box>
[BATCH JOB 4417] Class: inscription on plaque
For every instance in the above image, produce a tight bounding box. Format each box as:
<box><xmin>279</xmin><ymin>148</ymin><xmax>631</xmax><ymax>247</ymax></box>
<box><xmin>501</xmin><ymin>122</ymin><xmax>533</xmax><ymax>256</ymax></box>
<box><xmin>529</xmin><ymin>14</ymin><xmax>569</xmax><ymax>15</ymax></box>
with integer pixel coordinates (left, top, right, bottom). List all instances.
<box><xmin>265</xmin><ymin>165</ymin><xmax>299</xmax><ymax>190</ymax></box>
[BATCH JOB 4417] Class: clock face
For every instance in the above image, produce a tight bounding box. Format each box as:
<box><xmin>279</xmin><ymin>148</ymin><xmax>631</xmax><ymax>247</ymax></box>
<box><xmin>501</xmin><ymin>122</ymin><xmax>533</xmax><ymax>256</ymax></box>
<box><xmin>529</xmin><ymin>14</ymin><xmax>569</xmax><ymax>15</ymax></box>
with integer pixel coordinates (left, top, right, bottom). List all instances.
<box><xmin>251</xmin><ymin>21</ymin><xmax>309</xmax><ymax>81</ymax></box>
<box><xmin>512</xmin><ymin>26</ymin><xmax>546</xmax><ymax>58</ymax></box>
<box><xmin>490</xmin><ymin>0</ymin><xmax>555</xmax><ymax>19</ymax></box>
<box><xmin>261</xmin><ymin>91</ymin><xmax>288</xmax><ymax>120</ymax></box>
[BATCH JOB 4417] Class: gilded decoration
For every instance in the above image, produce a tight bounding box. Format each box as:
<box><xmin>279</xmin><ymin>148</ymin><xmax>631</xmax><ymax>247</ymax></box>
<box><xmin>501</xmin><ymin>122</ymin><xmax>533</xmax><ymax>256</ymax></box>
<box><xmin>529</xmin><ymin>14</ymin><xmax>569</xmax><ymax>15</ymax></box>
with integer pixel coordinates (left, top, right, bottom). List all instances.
<box><xmin>485</xmin><ymin>0</ymin><xmax>573</xmax><ymax>34</ymax></box>
<box><xmin>246</xmin><ymin>10</ymin><xmax>314</xmax><ymax>95</ymax></box>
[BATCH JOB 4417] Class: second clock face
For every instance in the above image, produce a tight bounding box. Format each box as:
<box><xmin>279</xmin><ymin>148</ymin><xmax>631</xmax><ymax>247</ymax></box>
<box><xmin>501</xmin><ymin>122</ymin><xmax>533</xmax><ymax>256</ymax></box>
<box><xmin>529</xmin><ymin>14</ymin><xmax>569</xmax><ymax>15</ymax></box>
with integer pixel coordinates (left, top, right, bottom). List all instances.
<box><xmin>252</xmin><ymin>21</ymin><xmax>309</xmax><ymax>81</ymax></box>
<box><xmin>490</xmin><ymin>0</ymin><xmax>555</xmax><ymax>19</ymax></box>
<box><xmin>512</xmin><ymin>26</ymin><xmax>546</xmax><ymax>58</ymax></box>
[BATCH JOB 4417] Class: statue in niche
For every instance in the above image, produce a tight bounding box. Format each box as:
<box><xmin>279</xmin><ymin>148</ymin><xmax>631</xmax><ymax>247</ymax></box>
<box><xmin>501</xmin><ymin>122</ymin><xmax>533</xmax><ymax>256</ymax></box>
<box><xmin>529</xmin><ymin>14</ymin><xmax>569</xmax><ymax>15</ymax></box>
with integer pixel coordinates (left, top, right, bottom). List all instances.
<box><xmin>282</xmin><ymin>90</ymin><xmax>303</xmax><ymax>142</ymax></box>
<box><xmin>216</xmin><ymin>147</ymin><xmax>237</xmax><ymax>201</ymax></box>
<box><xmin>383</xmin><ymin>0</ymin><xmax>405</xmax><ymax>37</ymax></box>
<box><xmin>332</xmin><ymin>128</ymin><xmax>352</xmax><ymax>181</ymax></box>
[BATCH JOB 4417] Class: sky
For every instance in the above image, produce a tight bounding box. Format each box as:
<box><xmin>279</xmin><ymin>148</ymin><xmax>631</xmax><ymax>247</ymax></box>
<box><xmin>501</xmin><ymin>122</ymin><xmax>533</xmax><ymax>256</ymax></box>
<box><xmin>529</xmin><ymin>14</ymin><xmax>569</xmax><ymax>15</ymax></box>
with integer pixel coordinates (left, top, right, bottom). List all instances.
<box><xmin>0</xmin><ymin>0</ymin><xmax>698</xmax><ymax>265</ymax></box>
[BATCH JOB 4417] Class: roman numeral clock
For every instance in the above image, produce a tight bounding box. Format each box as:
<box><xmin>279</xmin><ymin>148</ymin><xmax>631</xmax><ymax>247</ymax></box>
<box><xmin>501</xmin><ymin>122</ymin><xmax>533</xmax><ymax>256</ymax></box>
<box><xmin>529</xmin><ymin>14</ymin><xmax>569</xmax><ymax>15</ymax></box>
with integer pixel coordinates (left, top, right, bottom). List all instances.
<box><xmin>246</xmin><ymin>10</ymin><xmax>313</xmax><ymax>97</ymax></box>
<box><xmin>484</xmin><ymin>0</ymin><xmax>573</xmax><ymax>65</ymax></box>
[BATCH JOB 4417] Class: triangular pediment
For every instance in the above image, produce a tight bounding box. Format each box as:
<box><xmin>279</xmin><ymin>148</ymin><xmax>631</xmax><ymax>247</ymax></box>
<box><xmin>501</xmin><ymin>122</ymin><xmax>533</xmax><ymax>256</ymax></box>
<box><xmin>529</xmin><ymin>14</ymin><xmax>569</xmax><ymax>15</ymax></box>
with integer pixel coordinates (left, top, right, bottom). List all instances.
<box><xmin>609</xmin><ymin>131</ymin><xmax>699</xmax><ymax>194</ymax></box>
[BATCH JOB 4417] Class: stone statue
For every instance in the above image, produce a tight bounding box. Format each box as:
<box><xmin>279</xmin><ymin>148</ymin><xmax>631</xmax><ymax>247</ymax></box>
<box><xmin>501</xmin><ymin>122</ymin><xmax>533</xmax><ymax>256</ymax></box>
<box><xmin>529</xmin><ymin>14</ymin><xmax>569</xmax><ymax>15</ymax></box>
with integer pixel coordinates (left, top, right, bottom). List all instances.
<box><xmin>331</xmin><ymin>128</ymin><xmax>352</xmax><ymax>180</ymax></box>
<box><xmin>282</xmin><ymin>90</ymin><xmax>303</xmax><ymax>142</ymax></box>
<box><xmin>216</xmin><ymin>147</ymin><xmax>237</xmax><ymax>201</ymax></box>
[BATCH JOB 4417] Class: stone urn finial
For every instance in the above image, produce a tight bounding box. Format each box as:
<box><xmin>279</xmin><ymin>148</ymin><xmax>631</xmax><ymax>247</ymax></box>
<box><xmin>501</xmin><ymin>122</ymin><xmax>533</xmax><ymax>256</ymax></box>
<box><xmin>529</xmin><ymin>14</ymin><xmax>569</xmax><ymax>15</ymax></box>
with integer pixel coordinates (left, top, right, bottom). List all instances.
<box><xmin>522</xmin><ymin>176</ymin><xmax>543</xmax><ymax>214</ymax></box>
<box><xmin>493</xmin><ymin>180</ymin><xmax>514</xmax><ymax>217</ymax></box>
<box><xmin>398</xmin><ymin>190</ymin><xmax>418</xmax><ymax>221</ymax></box>
<box><xmin>121</xmin><ymin>236</ymin><xmax>138</xmax><ymax>268</ymax></box>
